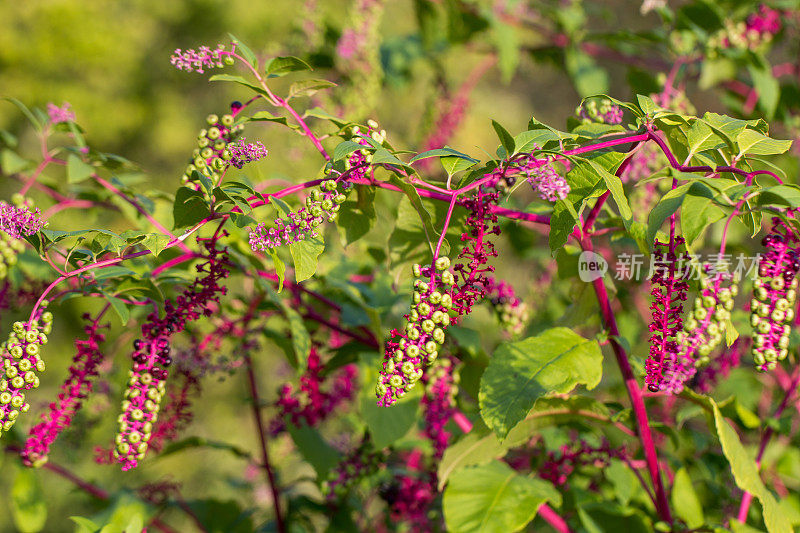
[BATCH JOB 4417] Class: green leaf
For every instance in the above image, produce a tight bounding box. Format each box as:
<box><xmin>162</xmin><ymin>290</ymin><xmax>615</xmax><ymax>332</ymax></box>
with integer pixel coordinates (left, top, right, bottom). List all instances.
<box><xmin>288</xmin><ymin>78</ymin><xmax>337</xmax><ymax>99</ymax></box>
<box><xmin>11</xmin><ymin>467</ymin><xmax>47</xmax><ymax>533</ymax></box>
<box><xmin>606</xmin><ymin>459</ymin><xmax>637</xmax><ymax>506</ymax></box>
<box><xmin>492</xmin><ymin>120</ymin><xmax>516</xmax><ymax>157</ymax></box>
<box><xmin>388</xmin><ymin>175</ymin><xmax>440</xmax><ymax>253</ymax></box>
<box><xmin>681</xmin><ymin>192</ymin><xmax>725</xmax><ymax>246</ymax></box>
<box><xmin>671</xmin><ymin>467</ymin><xmax>704</xmax><ymax>529</ymax></box>
<box><xmin>565</xmin><ymin>47</ymin><xmax>609</xmax><ymax>97</ymax></box>
<box><xmin>686</xmin><ymin>120</ymin><xmax>725</xmax><ymax>159</ymax></box>
<box><xmin>185</xmin><ymin>499</ymin><xmax>253</xmax><ymax>533</ymax></box>
<box><xmin>337</xmin><ymin>184</ymin><xmax>376</xmax><ymax>246</ymax></box>
<box><xmin>371</xmin><ymin>148</ymin><xmax>409</xmax><ymax>168</ymax></box>
<box><xmin>479</xmin><ymin>327</ymin><xmax>603</xmax><ymax>439</ymax></box>
<box><xmin>491</xmin><ymin>19</ymin><xmax>519</xmax><ymax>82</ymax></box>
<box><xmin>267</xmin><ymin>248</ymin><xmax>285</xmax><ymax>292</ymax></box>
<box><xmin>713</xmin><ymin>403</ymin><xmax>791</xmax><ymax>533</ymax></box>
<box><xmin>70</xmin><ymin>516</ymin><xmax>101</xmax><ymax>533</ymax></box>
<box><xmin>159</xmin><ymin>436</ymin><xmax>252</xmax><ymax>460</ymax></box>
<box><xmin>285</xmin><ymin>305</ymin><xmax>311</xmax><ymax>368</ymax></box>
<box><xmin>636</xmin><ymin>94</ymin><xmax>659</xmax><ymax>115</ymax></box>
<box><xmin>748</xmin><ymin>61</ymin><xmax>779</xmax><ymax>119</ymax></box>
<box><xmin>229</xmin><ymin>33</ymin><xmax>258</xmax><ymax>69</ymax></box>
<box><xmin>410</xmin><ymin>147</ymin><xmax>478</xmax><ymax>164</ymax></box>
<box><xmin>755</xmin><ymin>185</ymin><xmax>800</xmax><ymax>208</ymax></box>
<box><xmin>289</xmin><ymin>234</ymin><xmax>324</xmax><ymax>282</ymax></box>
<box><xmin>361</xmin><ymin>375</ymin><xmax>420</xmax><ymax>448</ymax></box>
<box><xmin>287</xmin><ymin>424</ymin><xmax>340</xmax><ymax>478</ymax></box>
<box><xmin>584</xmin><ymin>158</ymin><xmax>632</xmax><ymax>230</ymax></box>
<box><xmin>105</xmin><ymin>295</ymin><xmax>130</xmax><ymax>326</ymax></box>
<box><xmin>737</xmin><ymin>130</ymin><xmax>793</xmax><ymax>157</ymax></box>
<box><xmin>333</xmin><ymin>140</ymin><xmax>367</xmax><ymax>161</ymax></box>
<box><xmin>647</xmin><ymin>183</ymin><xmax>690</xmax><ymax>246</ymax></box>
<box><xmin>67</xmin><ymin>154</ymin><xmax>95</xmax><ymax>183</ymax></box>
<box><xmin>142</xmin><ymin>233</ymin><xmax>170</xmax><ymax>257</ymax></box>
<box><xmin>0</xmin><ymin>149</ymin><xmax>31</xmax><ymax>174</ymax></box>
<box><xmin>245</xmin><ymin>110</ymin><xmax>290</xmax><ymax>127</ymax></box>
<box><xmin>265</xmin><ymin>55</ymin><xmax>312</xmax><ymax>77</ymax></box>
<box><xmin>208</xmin><ymin>74</ymin><xmax>267</xmax><ymax>97</ymax></box>
<box><xmin>443</xmin><ymin>461</ymin><xmax>561</xmax><ymax>533</ymax></box>
<box><xmin>173</xmin><ymin>187</ymin><xmax>211</xmax><ymax>229</ymax></box>
<box><xmin>441</xmin><ymin>156</ymin><xmax>478</xmax><ymax>177</ymax></box>
<box><xmin>438</xmin><ymin>431</ymin><xmax>507</xmax><ymax>490</ymax></box>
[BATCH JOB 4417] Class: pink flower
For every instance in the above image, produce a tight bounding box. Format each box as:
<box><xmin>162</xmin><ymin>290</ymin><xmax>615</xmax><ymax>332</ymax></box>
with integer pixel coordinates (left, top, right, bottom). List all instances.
<box><xmin>646</xmin><ymin>236</ymin><xmax>690</xmax><ymax>393</ymax></box>
<box><xmin>170</xmin><ymin>43</ymin><xmax>235</xmax><ymax>73</ymax></box>
<box><xmin>46</xmin><ymin>102</ymin><xmax>75</xmax><ymax>124</ymax></box>
<box><xmin>0</xmin><ymin>200</ymin><xmax>46</xmax><ymax>239</ymax></box>
<box><xmin>22</xmin><ymin>314</ymin><xmax>106</xmax><ymax>466</ymax></box>
<box><xmin>227</xmin><ymin>139</ymin><xmax>269</xmax><ymax>169</ymax></box>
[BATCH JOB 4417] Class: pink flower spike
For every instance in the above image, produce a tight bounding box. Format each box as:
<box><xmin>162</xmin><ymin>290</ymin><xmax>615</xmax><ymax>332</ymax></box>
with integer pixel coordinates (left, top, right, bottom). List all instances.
<box><xmin>170</xmin><ymin>43</ymin><xmax>235</xmax><ymax>73</ymax></box>
<box><xmin>46</xmin><ymin>102</ymin><xmax>75</xmax><ymax>124</ymax></box>
<box><xmin>0</xmin><ymin>200</ymin><xmax>46</xmax><ymax>239</ymax></box>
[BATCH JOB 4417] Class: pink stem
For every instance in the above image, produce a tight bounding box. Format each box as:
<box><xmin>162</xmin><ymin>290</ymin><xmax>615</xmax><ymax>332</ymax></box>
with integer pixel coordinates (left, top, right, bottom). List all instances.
<box><xmin>94</xmin><ymin>175</ymin><xmax>191</xmax><ymax>253</ymax></box>
<box><xmin>736</xmin><ymin>366</ymin><xmax>800</xmax><ymax>523</ymax></box>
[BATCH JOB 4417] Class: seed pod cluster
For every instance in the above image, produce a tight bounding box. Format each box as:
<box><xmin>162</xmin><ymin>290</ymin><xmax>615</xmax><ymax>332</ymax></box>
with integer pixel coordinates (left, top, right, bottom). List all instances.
<box><xmin>0</xmin><ymin>305</ymin><xmax>53</xmax><ymax>436</ymax></box>
<box><xmin>376</xmin><ymin>257</ymin><xmax>455</xmax><ymax>406</ymax></box>
<box><xmin>750</xmin><ymin>228</ymin><xmax>800</xmax><ymax>371</ymax></box>
<box><xmin>182</xmin><ymin>108</ymin><xmax>245</xmax><ymax>185</ymax></box>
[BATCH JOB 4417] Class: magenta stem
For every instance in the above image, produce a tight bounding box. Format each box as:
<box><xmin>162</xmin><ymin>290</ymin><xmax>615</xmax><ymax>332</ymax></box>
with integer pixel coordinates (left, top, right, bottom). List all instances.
<box><xmin>580</xmin><ymin>236</ymin><xmax>672</xmax><ymax>522</ymax></box>
<box><xmin>94</xmin><ymin>175</ymin><xmax>191</xmax><ymax>253</ymax></box>
<box><xmin>736</xmin><ymin>366</ymin><xmax>800</xmax><ymax>523</ymax></box>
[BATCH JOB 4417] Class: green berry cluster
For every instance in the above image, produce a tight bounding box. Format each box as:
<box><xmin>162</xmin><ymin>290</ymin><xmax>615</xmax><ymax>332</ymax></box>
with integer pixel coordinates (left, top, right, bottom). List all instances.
<box><xmin>677</xmin><ymin>277</ymin><xmax>738</xmax><ymax>366</ymax></box>
<box><xmin>0</xmin><ymin>305</ymin><xmax>53</xmax><ymax>436</ymax></box>
<box><xmin>182</xmin><ymin>112</ymin><xmax>244</xmax><ymax>185</ymax></box>
<box><xmin>114</xmin><ymin>368</ymin><xmax>167</xmax><ymax>469</ymax></box>
<box><xmin>375</xmin><ymin>257</ymin><xmax>455</xmax><ymax>406</ymax></box>
<box><xmin>750</xmin><ymin>276</ymin><xmax>796</xmax><ymax>370</ymax></box>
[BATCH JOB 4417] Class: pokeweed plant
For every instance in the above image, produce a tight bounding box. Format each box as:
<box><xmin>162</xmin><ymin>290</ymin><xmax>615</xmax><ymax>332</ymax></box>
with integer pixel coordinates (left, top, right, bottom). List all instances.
<box><xmin>3</xmin><ymin>1</ymin><xmax>800</xmax><ymax>532</ymax></box>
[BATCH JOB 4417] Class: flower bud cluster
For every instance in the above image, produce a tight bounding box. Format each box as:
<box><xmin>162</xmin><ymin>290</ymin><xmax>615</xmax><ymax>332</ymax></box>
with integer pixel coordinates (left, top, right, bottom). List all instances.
<box><xmin>22</xmin><ymin>313</ymin><xmax>106</xmax><ymax>466</ymax></box>
<box><xmin>323</xmin><ymin>440</ymin><xmax>384</xmax><ymax>500</ymax></box>
<box><xmin>170</xmin><ymin>43</ymin><xmax>236</xmax><ymax>73</ymax></box>
<box><xmin>0</xmin><ymin>305</ymin><xmax>53</xmax><ymax>438</ymax></box>
<box><xmin>269</xmin><ymin>347</ymin><xmax>357</xmax><ymax>435</ymax></box>
<box><xmin>182</xmin><ymin>108</ymin><xmax>245</xmax><ymax>185</ymax></box>
<box><xmin>750</xmin><ymin>226</ymin><xmax>800</xmax><ymax>371</ymax></box>
<box><xmin>249</xmin><ymin>178</ymin><xmax>351</xmax><ymax>251</ymax></box>
<box><xmin>376</xmin><ymin>258</ymin><xmax>456</xmax><ymax>406</ymax></box>
<box><xmin>0</xmin><ymin>194</ymin><xmax>45</xmax><ymax>239</ymax></box>
<box><xmin>646</xmin><ymin>236</ymin><xmax>690</xmax><ymax>393</ymax></box>
<box><xmin>344</xmin><ymin>120</ymin><xmax>384</xmax><ymax>181</ymax></box>
<box><xmin>485</xmin><ymin>277</ymin><xmax>529</xmax><ymax>336</ymax></box>
<box><xmin>46</xmin><ymin>102</ymin><xmax>75</xmax><ymax>124</ymax></box>
<box><xmin>539</xmin><ymin>439</ymin><xmax>624</xmax><ymax>488</ymax></box>
<box><xmin>484</xmin><ymin>146</ymin><xmax>571</xmax><ymax>201</ymax></box>
<box><xmin>575</xmin><ymin>99</ymin><xmax>624</xmax><ymax>125</ymax></box>
<box><xmin>227</xmin><ymin>139</ymin><xmax>269</xmax><ymax>169</ymax></box>
<box><xmin>114</xmin><ymin>239</ymin><xmax>229</xmax><ymax>470</ymax></box>
<box><xmin>421</xmin><ymin>358</ymin><xmax>458</xmax><ymax>460</ymax></box>
<box><xmin>0</xmin><ymin>195</ymin><xmax>43</xmax><ymax>281</ymax></box>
